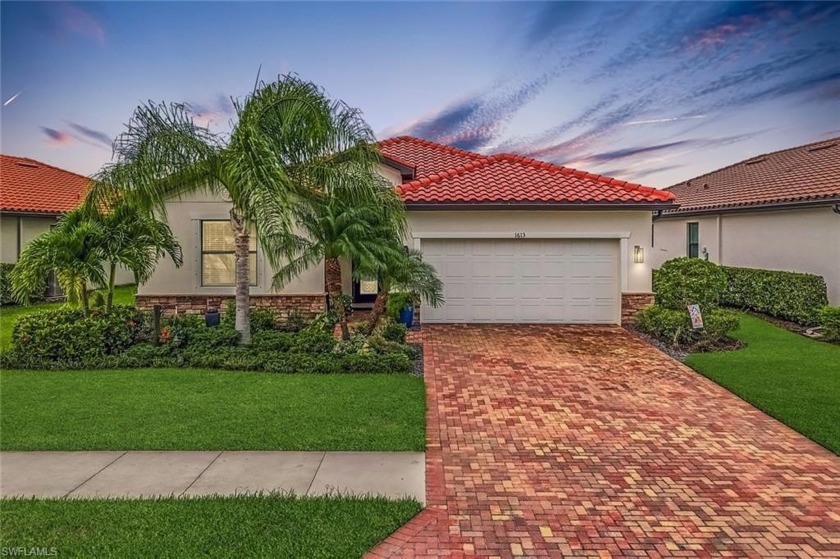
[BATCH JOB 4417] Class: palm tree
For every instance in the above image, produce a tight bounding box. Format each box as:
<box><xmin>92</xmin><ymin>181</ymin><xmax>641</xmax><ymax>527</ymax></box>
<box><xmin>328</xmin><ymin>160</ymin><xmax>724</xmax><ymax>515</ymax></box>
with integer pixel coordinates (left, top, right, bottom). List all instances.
<box><xmin>9</xmin><ymin>209</ymin><xmax>106</xmax><ymax>314</ymax></box>
<box><xmin>85</xmin><ymin>201</ymin><xmax>183</xmax><ymax>313</ymax></box>
<box><xmin>90</xmin><ymin>74</ymin><xmax>382</xmax><ymax>344</ymax></box>
<box><xmin>363</xmin><ymin>247</ymin><xmax>444</xmax><ymax>334</ymax></box>
<box><xmin>273</xmin><ymin>186</ymin><xmax>405</xmax><ymax>339</ymax></box>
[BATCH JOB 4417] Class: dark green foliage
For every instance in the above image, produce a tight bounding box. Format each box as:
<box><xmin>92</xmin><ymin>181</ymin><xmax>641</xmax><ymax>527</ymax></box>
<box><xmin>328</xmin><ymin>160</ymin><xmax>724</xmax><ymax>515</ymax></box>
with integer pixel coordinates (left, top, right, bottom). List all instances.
<box><xmin>249</xmin><ymin>330</ymin><xmax>296</xmax><ymax>352</ymax></box>
<box><xmin>291</xmin><ymin>328</ymin><xmax>336</xmax><ymax>354</ymax></box>
<box><xmin>279</xmin><ymin>308</ymin><xmax>307</xmax><ymax>332</ymax></box>
<box><xmin>721</xmin><ymin>266</ymin><xmax>828</xmax><ymax>326</ymax></box>
<box><xmin>367</xmin><ymin>334</ymin><xmax>419</xmax><ymax>360</ymax></box>
<box><xmin>221</xmin><ymin>300</ymin><xmax>277</xmax><ymax>332</ymax></box>
<box><xmin>654</xmin><ymin>258</ymin><xmax>727</xmax><ymax>311</ymax></box>
<box><xmin>11</xmin><ymin>305</ymin><xmax>145</xmax><ymax>362</ymax></box>
<box><xmin>820</xmin><ymin>306</ymin><xmax>840</xmax><ymax>342</ymax></box>
<box><xmin>184</xmin><ymin>327</ymin><xmax>240</xmax><ymax>350</ymax></box>
<box><xmin>0</xmin><ymin>263</ymin><xmax>14</xmax><ymax>305</ymax></box>
<box><xmin>381</xmin><ymin>320</ymin><xmax>408</xmax><ymax>344</ymax></box>
<box><xmin>386</xmin><ymin>292</ymin><xmax>413</xmax><ymax>318</ymax></box>
<box><xmin>636</xmin><ymin>305</ymin><xmax>739</xmax><ymax>348</ymax></box>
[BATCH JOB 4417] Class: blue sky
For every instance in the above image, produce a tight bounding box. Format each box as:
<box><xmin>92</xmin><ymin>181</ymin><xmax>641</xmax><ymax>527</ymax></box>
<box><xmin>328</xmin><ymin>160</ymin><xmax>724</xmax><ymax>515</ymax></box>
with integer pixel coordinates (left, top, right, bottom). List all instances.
<box><xmin>2</xmin><ymin>1</ymin><xmax>839</xmax><ymax>187</ymax></box>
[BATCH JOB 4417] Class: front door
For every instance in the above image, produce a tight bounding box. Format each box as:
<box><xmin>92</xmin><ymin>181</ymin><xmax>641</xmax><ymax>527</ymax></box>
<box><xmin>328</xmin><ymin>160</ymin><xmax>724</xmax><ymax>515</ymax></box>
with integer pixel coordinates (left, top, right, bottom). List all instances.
<box><xmin>351</xmin><ymin>262</ymin><xmax>379</xmax><ymax>305</ymax></box>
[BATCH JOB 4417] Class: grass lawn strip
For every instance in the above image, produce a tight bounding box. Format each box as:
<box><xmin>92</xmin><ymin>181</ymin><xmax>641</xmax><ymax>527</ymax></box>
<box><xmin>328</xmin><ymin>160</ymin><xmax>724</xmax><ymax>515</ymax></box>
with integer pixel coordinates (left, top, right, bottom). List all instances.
<box><xmin>687</xmin><ymin>313</ymin><xmax>840</xmax><ymax>455</ymax></box>
<box><xmin>0</xmin><ymin>494</ymin><xmax>421</xmax><ymax>559</ymax></box>
<box><xmin>0</xmin><ymin>369</ymin><xmax>425</xmax><ymax>452</ymax></box>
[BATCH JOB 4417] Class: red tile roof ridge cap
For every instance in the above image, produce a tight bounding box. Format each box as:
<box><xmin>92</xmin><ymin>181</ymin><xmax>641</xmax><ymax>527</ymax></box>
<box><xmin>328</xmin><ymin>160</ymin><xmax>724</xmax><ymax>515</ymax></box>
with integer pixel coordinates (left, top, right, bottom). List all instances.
<box><xmin>378</xmin><ymin>136</ymin><xmax>485</xmax><ymax>160</ymax></box>
<box><xmin>1</xmin><ymin>153</ymin><xmax>92</xmax><ymax>183</ymax></box>
<box><xmin>491</xmin><ymin>152</ymin><xmax>675</xmax><ymax>201</ymax></box>
<box><xmin>665</xmin><ymin>135</ymin><xmax>840</xmax><ymax>190</ymax></box>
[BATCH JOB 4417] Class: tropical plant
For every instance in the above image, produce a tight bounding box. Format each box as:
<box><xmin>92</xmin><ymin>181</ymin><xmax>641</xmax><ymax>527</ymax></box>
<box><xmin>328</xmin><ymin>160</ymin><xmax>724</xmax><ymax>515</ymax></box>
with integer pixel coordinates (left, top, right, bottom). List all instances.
<box><xmin>83</xmin><ymin>201</ymin><xmax>183</xmax><ymax>312</ymax></box>
<box><xmin>272</xmin><ymin>185</ymin><xmax>405</xmax><ymax>339</ymax></box>
<box><xmin>9</xmin><ymin>209</ymin><xmax>106</xmax><ymax>314</ymax></box>
<box><xmin>363</xmin><ymin>248</ymin><xmax>444</xmax><ymax>333</ymax></box>
<box><xmin>89</xmin><ymin>74</ymin><xmax>383</xmax><ymax>344</ymax></box>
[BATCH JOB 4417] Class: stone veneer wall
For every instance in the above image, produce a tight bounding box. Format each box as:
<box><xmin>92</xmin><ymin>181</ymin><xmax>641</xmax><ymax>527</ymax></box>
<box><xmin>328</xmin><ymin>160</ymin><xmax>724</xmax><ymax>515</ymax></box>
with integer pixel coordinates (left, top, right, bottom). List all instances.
<box><xmin>621</xmin><ymin>292</ymin><xmax>655</xmax><ymax>326</ymax></box>
<box><xmin>134</xmin><ymin>294</ymin><xmax>326</xmax><ymax>321</ymax></box>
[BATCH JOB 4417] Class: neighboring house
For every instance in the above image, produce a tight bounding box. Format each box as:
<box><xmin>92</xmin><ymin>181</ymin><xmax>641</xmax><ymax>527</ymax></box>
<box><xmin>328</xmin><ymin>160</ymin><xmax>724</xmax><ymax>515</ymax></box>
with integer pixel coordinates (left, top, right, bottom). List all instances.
<box><xmin>135</xmin><ymin>137</ymin><xmax>676</xmax><ymax>325</ymax></box>
<box><xmin>0</xmin><ymin>154</ymin><xmax>133</xmax><ymax>296</ymax></box>
<box><xmin>651</xmin><ymin>137</ymin><xmax>840</xmax><ymax>304</ymax></box>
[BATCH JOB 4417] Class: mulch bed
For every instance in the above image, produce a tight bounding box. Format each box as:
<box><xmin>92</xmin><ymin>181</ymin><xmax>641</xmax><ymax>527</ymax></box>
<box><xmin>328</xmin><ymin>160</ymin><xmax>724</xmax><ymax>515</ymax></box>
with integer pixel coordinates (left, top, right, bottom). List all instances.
<box><xmin>624</xmin><ymin>324</ymin><xmax>743</xmax><ymax>362</ymax></box>
<box><xmin>410</xmin><ymin>343</ymin><xmax>423</xmax><ymax>377</ymax></box>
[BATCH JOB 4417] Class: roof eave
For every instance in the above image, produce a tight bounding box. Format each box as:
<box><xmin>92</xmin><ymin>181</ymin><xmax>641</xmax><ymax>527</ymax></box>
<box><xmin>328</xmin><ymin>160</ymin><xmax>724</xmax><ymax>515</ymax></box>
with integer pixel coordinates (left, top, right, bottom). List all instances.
<box><xmin>0</xmin><ymin>209</ymin><xmax>67</xmax><ymax>217</ymax></box>
<box><xmin>404</xmin><ymin>201</ymin><xmax>678</xmax><ymax>211</ymax></box>
<box><xmin>656</xmin><ymin>196</ymin><xmax>840</xmax><ymax>219</ymax></box>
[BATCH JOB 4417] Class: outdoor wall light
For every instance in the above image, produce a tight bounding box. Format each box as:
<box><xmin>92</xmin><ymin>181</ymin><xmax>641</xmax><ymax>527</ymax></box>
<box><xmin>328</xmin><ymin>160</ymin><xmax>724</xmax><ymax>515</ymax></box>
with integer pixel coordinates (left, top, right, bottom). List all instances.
<box><xmin>633</xmin><ymin>245</ymin><xmax>645</xmax><ymax>264</ymax></box>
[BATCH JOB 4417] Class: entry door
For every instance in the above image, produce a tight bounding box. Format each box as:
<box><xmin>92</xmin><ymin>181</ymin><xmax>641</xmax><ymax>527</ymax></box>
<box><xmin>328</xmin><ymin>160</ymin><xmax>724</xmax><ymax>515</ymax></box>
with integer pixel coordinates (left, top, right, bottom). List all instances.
<box><xmin>421</xmin><ymin>238</ymin><xmax>620</xmax><ymax>324</ymax></box>
<box><xmin>351</xmin><ymin>261</ymin><xmax>379</xmax><ymax>305</ymax></box>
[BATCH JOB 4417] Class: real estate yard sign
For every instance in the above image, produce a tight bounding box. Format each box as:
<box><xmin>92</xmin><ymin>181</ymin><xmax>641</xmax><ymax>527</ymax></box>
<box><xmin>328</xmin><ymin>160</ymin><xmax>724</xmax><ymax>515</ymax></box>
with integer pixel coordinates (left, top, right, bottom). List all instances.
<box><xmin>687</xmin><ymin>304</ymin><xmax>704</xmax><ymax>329</ymax></box>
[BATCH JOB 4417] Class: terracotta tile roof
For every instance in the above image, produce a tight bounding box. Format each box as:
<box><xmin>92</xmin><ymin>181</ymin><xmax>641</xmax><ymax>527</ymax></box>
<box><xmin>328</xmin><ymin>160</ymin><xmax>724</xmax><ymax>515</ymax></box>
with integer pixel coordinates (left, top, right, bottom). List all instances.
<box><xmin>379</xmin><ymin>136</ymin><xmax>484</xmax><ymax>180</ymax></box>
<box><xmin>395</xmin><ymin>152</ymin><xmax>675</xmax><ymax>206</ymax></box>
<box><xmin>1</xmin><ymin>155</ymin><xmax>90</xmax><ymax>214</ymax></box>
<box><xmin>664</xmin><ymin>137</ymin><xmax>840</xmax><ymax>213</ymax></box>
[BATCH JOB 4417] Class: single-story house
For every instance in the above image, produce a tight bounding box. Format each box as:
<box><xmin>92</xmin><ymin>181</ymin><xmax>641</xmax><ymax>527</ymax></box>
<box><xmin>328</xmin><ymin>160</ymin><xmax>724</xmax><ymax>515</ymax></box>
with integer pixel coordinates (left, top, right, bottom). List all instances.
<box><xmin>135</xmin><ymin>136</ymin><xmax>677</xmax><ymax>325</ymax></box>
<box><xmin>651</xmin><ymin>137</ymin><xmax>840</xmax><ymax>304</ymax></box>
<box><xmin>0</xmin><ymin>154</ymin><xmax>134</xmax><ymax>297</ymax></box>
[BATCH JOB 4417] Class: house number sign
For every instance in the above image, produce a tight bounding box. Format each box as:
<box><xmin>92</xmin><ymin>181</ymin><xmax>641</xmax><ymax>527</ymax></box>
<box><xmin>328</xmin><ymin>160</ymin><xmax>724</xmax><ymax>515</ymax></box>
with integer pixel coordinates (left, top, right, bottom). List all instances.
<box><xmin>514</xmin><ymin>232</ymin><xmax>526</xmax><ymax>238</ymax></box>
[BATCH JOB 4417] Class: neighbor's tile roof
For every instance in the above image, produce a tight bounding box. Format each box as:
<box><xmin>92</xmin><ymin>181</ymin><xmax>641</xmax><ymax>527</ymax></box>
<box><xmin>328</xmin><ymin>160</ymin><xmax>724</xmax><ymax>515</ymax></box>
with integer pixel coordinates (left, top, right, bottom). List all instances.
<box><xmin>392</xmin><ymin>149</ymin><xmax>676</xmax><ymax>205</ymax></box>
<box><xmin>379</xmin><ymin>136</ymin><xmax>484</xmax><ymax>180</ymax></box>
<box><xmin>1</xmin><ymin>155</ymin><xmax>90</xmax><ymax>214</ymax></box>
<box><xmin>664</xmin><ymin>137</ymin><xmax>840</xmax><ymax>213</ymax></box>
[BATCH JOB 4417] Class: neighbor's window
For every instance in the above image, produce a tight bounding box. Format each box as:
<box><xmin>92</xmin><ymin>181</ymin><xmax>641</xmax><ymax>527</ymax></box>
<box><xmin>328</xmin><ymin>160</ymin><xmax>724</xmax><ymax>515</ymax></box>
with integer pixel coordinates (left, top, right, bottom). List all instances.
<box><xmin>201</xmin><ymin>220</ymin><xmax>257</xmax><ymax>286</ymax></box>
<box><xmin>687</xmin><ymin>222</ymin><xmax>699</xmax><ymax>258</ymax></box>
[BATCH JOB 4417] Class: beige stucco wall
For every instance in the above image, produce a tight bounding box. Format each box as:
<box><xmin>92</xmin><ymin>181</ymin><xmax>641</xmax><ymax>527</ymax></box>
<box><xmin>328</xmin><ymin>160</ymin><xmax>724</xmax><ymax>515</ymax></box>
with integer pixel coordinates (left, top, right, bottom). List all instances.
<box><xmin>652</xmin><ymin>206</ymin><xmax>840</xmax><ymax>304</ymax></box>
<box><xmin>1</xmin><ymin>215</ymin><xmax>57</xmax><ymax>264</ymax></box>
<box><xmin>406</xmin><ymin>210</ymin><xmax>655</xmax><ymax>294</ymax></box>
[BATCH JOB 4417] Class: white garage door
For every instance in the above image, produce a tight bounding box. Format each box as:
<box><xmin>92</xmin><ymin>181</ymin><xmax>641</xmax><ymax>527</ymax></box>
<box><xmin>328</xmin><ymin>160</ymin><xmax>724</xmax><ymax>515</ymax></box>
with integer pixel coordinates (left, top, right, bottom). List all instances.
<box><xmin>421</xmin><ymin>238</ymin><xmax>620</xmax><ymax>324</ymax></box>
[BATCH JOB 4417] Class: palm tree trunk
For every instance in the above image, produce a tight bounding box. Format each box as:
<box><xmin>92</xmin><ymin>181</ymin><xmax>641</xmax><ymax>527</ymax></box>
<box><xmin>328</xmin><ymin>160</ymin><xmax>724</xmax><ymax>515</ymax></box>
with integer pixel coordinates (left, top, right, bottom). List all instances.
<box><xmin>325</xmin><ymin>257</ymin><xmax>349</xmax><ymax>340</ymax></box>
<box><xmin>230</xmin><ymin>209</ymin><xmax>251</xmax><ymax>345</ymax></box>
<box><xmin>367</xmin><ymin>289</ymin><xmax>389</xmax><ymax>335</ymax></box>
<box><xmin>80</xmin><ymin>279</ymin><xmax>90</xmax><ymax>316</ymax></box>
<box><xmin>106</xmin><ymin>261</ymin><xmax>116</xmax><ymax>314</ymax></box>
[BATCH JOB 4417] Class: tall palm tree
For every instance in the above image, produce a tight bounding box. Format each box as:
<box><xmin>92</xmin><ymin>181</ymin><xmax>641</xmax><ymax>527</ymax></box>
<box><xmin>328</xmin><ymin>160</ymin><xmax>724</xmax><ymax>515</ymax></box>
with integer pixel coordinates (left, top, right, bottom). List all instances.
<box><xmin>9</xmin><ymin>209</ymin><xmax>106</xmax><ymax>314</ymax></box>
<box><xmin>90</xmin><ymin>74</ymin><xmax>382</xmax><ymax>344</ymax></box>
<box><xmin>273</xmin><ymin>186</ymin><xmax>405</xmax><ymax>339</ymax></box>
<box><xmin>363</xmin><ymin>247</ymin><xmax>444</xmax><ymax>333</ymax></box>
<box><xmin>84</xmin><ymin>201</ymin><xmax>183</xmax><ymax>313</ymax></box>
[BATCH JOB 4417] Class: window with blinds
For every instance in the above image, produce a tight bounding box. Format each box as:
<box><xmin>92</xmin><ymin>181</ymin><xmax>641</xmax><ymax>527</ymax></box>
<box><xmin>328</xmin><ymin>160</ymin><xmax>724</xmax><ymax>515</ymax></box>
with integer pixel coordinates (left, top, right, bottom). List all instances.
<box><xmin>201</xmin><ymin>221</ymin><xmax>257</xmax><ymax>286</ymax></box>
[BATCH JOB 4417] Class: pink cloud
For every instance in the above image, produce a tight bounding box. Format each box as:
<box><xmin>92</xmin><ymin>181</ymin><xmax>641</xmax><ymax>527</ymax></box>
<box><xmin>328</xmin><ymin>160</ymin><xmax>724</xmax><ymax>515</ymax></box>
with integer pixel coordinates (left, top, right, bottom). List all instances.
<box><xmin>41</xmin><ymin>126</ymin><xmax>73</xmax><ymax>146</ymax></box>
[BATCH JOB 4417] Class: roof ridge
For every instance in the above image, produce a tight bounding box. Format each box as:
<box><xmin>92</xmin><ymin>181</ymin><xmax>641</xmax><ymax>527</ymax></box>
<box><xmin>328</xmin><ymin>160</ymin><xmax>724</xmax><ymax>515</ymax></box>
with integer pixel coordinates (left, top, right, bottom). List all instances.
<box><xmin>665</xmin><ymin>135</ymin><xmax>840</xmax><ymax>190</ymax></box>
<box><xmin>396</xmin><ymin>154</ymin><xmax>498</xmax><ymax>195</ymax></box>
<box><xmin>0</xmin><ymin>153</ymin><xmax>92</xmax><ymax>183</ymax></box>
<box><xmin>379</xmin><ymin>135</ymin><xmax>484</xmax><ymax>160</ymax></box>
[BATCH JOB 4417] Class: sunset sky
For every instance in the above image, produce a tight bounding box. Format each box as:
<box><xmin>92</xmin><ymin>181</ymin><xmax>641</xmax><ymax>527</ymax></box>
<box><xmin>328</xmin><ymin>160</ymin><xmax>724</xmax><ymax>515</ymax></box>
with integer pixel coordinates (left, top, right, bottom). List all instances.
<box><xmin>2</xmin><ymin>1</ymin><xmax>839</xmax><ymax>187</ymax></box>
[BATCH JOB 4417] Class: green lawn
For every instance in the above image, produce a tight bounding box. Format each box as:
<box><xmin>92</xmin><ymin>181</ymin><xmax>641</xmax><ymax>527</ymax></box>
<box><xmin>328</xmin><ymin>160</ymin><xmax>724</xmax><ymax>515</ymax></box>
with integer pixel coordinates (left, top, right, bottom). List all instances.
<box><xmin>0</xmin><ymin>494</ymin><xmax>420</xmax><ymax>558</ymax></box>
<box><xmin>686</xmin><ymin>313</ymin><xmax>840</xmax><ymax>454</ymax></box>
<box><xmin>0</xmin><ymin>284</ymin><xmax>136</xmax><ymax>351</ymax></box>
<box><xmin>0</xmin><ymin>369</ymin><xmax>425</xmax><ymax>451</ymax></box>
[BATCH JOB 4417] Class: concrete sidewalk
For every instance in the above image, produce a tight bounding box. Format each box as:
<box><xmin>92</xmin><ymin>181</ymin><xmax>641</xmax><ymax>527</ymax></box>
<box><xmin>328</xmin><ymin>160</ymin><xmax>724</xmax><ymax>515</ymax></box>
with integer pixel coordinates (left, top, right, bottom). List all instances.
<box><xmin>0</xmin><ymin>451</ymin><xmax>424</xmax><ymax>502</ymax></box>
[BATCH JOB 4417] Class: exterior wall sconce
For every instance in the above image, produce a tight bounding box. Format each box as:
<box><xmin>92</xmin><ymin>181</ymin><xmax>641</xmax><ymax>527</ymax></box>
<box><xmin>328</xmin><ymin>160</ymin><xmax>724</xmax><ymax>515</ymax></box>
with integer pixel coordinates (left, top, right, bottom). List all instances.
<box><xmin>633</xmin><ymin>245</ymin><xmax>644</xmax><ymax>264</ymax></box>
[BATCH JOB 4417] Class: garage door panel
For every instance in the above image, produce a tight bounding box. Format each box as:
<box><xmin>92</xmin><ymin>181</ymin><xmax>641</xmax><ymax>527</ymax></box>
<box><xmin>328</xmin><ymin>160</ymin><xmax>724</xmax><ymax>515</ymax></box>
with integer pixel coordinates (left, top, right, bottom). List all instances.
<box><xmin>422</xmin><ymin>238</ymin><xmax>619</xmax><ymax>324</ymax></box>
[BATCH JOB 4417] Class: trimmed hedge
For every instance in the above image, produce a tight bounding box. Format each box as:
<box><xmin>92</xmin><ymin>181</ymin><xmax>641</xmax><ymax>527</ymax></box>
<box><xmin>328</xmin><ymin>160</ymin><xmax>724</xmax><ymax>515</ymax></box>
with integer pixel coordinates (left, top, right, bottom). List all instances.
<box><xmin>11</xmin><ymin>306</ymin><xmax>145</xmax><ymax>361</ymax></box>
<box><xmin>636</xmin><ymin>305</ymin><xmax>739</xmax><ymax>349</ymax></box>
<box><xmin>654</xmin><ymin>257</ymin><xmax>727</xmax><ymax>311</ymax></box>
<box><xmin>721</xmin><ymin>266</ymin><xmax>828</xmax><ymax>326</ymax></box>
<box><xmin>820</xmin><ymin>306</ymin><xmax>840</xmax><ymax>342</ymax></box>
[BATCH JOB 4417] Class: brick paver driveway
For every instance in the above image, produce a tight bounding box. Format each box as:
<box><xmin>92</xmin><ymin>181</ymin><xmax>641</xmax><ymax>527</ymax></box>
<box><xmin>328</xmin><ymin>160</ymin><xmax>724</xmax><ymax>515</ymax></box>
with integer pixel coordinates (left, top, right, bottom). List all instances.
<box><xmin>369</xmin><ymin>325</ymin><xmax>840</xmax><ymax>558</ymax></box>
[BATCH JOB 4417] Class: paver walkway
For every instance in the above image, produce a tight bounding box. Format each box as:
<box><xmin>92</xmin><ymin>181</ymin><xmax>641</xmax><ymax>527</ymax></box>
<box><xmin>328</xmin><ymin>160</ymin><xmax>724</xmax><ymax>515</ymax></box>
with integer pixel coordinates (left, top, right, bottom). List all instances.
<box><xmin>369</xmin><ymin>325</ymin><xmax>840</xmax><ymax>558</ymax></box>
<box><xmin>0</xmin><ymin>451</ymin><xmax>424</xmax><ymax>501</ymax></box>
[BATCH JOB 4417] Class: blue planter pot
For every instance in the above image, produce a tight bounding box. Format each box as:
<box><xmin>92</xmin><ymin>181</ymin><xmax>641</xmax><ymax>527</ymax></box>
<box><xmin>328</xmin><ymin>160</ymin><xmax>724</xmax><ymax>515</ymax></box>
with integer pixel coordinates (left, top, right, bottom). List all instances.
<box><xmin>398</xmin><ymin>305</ymin><xmax>414</xmax><ymax>327</ymax></box>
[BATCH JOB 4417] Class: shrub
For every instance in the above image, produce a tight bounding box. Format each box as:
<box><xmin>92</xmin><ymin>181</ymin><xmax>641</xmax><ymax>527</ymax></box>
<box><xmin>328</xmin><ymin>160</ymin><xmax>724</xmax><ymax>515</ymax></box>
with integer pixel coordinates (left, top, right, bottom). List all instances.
<box><xmin>366</xmin><ymin>335</ymin><xmax>418</xmax><ymax>360</ymax></box>
<box><xmin>0</xmin><ymin>263</ymin><xmax>14</xmax><ymax>305</ymax></box>
<box><xmin>291</xmin><ymin>329</ymin><xmax>336</xmax><ymax>354</ymax></box>
<box><xmin>820</xmin><ymin>306</ymin><xmax>840</xmax><ymax>342</ymax></box>
<box><xmin>249</xmin><ymin>330</ymin><xmax>296</xmax><ymax>352</ymax></box>
<box><xmin>186</xmin><ymin>327</ymin><xmax>240</xmax><ymax>350</ymax></box>
<box><xmin>278</xmin><ymin>308</ymin><xmax>307</xmax><ymax>332</ymax></box>
<box><xmin>12</xmin><ymin>305</ymin><xmax>146</xmax><ymax>362</ymax></box>
<box><xmin>386</xmin><ymin>292</ymin><xmax>413</xmax><ymax>318</ymax></box>
<box><xmin>221</xmin><ymin>301</ymin><xmax>277</xmax><ymax>332</ymax></box>
<box><xmin>721</xmin><ymin>266</ymin><xmax>828</xmax><ymax>326</ymax></box>
<box><xmin>340</xmin><ymin>352</ymin><xmax>412</xmax><ymax>374</ymax></box>
<box><xmin>654</xmin><ymin>258</ymin><xmax>727</xmax><ymax>311</ymax></box>
<box><xmin>636</xmin><ymin>305</ymin><xmax>739</xmax><ymax>348</ymax></box>
<box><xmin>381</xmin><ymin>321</ymin><xmax>408</xmax><ymax>344</ymax></box>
